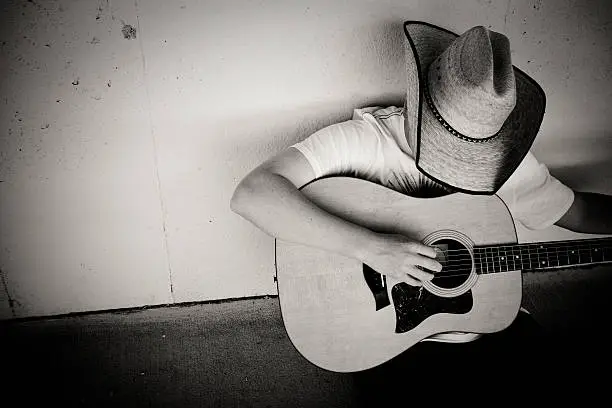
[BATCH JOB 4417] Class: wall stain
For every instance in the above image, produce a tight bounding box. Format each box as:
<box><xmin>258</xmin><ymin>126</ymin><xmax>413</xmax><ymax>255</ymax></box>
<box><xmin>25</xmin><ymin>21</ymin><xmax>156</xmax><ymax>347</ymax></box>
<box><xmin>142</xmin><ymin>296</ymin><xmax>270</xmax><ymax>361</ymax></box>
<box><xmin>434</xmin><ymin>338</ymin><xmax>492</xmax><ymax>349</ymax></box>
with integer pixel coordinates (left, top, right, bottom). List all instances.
<box><xmin>96</xmin><ymin>0</ymin><xmax>115</xmax><ymax>22</ymax></box>
<box><xmin>533</xmin><ymin>0</ymin><xmax>543</xmax><ymax>11</ymax></box>
<box><xmin>96</xmin><ymin>4</ymin><xmax>104</xmax><ymax>21</ymax></box>
<box><xmin>121</xmin><ymin>23</ymin><xmax>137</xmax><ymax>40</ymax></box>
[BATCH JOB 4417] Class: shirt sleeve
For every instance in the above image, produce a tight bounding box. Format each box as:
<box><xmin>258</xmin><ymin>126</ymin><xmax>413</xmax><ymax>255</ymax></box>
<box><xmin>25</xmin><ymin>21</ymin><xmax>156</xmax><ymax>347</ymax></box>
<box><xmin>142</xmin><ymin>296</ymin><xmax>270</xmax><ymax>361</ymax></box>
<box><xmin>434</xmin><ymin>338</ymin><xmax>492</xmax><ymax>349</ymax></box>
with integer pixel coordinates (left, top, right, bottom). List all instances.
<box><xmin>290</xmin><ymin>119</ymin><xmax>382</xmax><ymax>180</ymax></box>
<box><xmin>497</xmin><ymin>151</ymin><xmax>575</xmax><ymax>230</ymax></box>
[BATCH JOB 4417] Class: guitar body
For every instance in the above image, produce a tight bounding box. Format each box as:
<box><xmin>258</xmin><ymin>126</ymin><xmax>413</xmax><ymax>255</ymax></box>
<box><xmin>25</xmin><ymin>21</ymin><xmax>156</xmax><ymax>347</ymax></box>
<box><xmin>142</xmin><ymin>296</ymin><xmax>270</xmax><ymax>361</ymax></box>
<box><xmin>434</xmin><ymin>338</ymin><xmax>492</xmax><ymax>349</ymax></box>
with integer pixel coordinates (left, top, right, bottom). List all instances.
<box><xmin>275</xmin><ymin>177</ymin><xmax>522</xmax><ymax>373</ymax></box>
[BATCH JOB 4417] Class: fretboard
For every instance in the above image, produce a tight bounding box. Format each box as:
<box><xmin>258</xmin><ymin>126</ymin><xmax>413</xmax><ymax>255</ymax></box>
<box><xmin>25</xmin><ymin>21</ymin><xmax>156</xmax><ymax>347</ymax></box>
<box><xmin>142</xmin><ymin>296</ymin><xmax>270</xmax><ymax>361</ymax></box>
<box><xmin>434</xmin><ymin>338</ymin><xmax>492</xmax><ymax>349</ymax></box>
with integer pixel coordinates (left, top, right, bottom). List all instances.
<box><xmin>474</xmin><ymin>237</ymin><xmax>612</xmax><ymax>274</ymax></box>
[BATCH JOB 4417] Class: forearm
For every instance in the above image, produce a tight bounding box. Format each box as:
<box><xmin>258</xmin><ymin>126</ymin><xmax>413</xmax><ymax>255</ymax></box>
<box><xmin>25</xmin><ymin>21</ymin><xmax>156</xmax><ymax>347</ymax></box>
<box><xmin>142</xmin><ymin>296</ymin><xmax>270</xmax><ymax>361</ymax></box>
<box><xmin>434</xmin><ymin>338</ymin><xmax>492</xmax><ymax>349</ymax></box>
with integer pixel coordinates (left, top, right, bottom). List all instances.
<box><xmin>559</xmin><ymin>191</ymin><xmax>612</xmax><ymax>235</ymax></box>
<box><xmin>230</xmin><ymin>172</ymin><xmax>377</xmax><ymax>262</ymax></box>
<box><xmin>576</xmin><ymin>192</ymin><xmax>612</xmax><ymax>234</ymax></box>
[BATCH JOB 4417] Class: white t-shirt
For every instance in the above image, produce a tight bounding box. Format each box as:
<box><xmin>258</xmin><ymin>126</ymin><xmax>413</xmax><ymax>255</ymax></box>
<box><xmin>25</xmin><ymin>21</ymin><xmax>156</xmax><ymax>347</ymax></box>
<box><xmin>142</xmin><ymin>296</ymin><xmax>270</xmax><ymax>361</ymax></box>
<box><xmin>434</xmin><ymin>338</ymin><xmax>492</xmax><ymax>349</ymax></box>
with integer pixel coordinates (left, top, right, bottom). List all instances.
<box><xmin>290</xmin><ymin>105</ymin><xmax>575</xmax><ymax>343</ymax></box>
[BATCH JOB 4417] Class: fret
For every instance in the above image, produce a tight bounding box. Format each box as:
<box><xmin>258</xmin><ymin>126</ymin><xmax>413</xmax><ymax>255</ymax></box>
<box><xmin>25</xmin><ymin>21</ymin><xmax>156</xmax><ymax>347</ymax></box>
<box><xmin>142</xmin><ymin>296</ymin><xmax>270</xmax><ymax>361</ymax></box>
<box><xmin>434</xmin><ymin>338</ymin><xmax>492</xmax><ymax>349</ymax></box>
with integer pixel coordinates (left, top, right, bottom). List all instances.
<box><xmin>550</xmin><ymin>243</ymin><xmax>559</xmax><ymax>268</ymax></box>
<box><xmin>474</xmin><ymin>239</ymin><xmax>612</xmax><ymax>276</ymax></box>
<box><xmin>505</xmin><ymin>246</ymin><xmax>512</xmax><ymax>270</ymax></box>
<box><xmin>480</xmin><ymin>248</ymin><xmax>489</xmax><ymax>273</ymax></box>
<box><xmin>504</xmin><ymin>247</ymin><xmax>508</xmax><ymax>271</ymax></box>
<box><xmin>493</xmin><ymin>247</ymin><xmax>499</xmax><ymax>273</ymax></box>
<box><xmin>603</xmin><ymin>241</ymin><xmax>612</xmax><ymax>262</ymax></box>
<box><xmin>527</xmin><ymin>244</ymin><xmax>535</xmax><ymax>271</ymax></box>
<box><xmin>511</xmin><ymin>247</ymin><xmax>520</xmax><ymax>270</ymax></box>
<box><xmin>506</xmin><ymin>246</ymin><xmax>513</xmax><ymax>270</ymax></box>
<box><xmin>537</xmin><ymin>244</ymin><xmax>548</xmax><ymax>269</ymax></box>
<box><xmin>518</xmin><ymin>245</ymin><xmax>525</xmax><ymax>270</ymax></box>
<box><xmin>578</xmin><ymin>243</ymin><xmax>592</xmax><ymax>265</ymax></box>
<box><xmin>480</xmin><ymin>248</ymin><xmax>487</xmax><ymax>274</ymax></box>
<box><xmin>481</xmin><ymin>248</ymin><xmax>488</xmax><ymax>274</ymax></box>
<box><xmin>478</xmin><ymin>247</ymin><xmax>485</xmax><ymax>274</ymax></box>
<box><xmin>480</xmin><ymin>248</ymin><xmax>485</xmax><ymax>274</ymax></box>
<box><xmin>481</xmin><ymin>247</ymin><xmax>485</xmax><ymax>274</ymax></box>
<box><xmin>526</xmin><ymin>243</ymin><xmax>535</xmax><ymax>270</ymax></box>
<box><xmin>592</xmin><ymin>245</ymin><xmax>603</xmax><ymax>263</ymax></box>
<box><xmin>558</xmin><ymin>242</ymin><xmax>570</xmax><ymax>267</ymax></box>
<box><xmin>568</xmin><ymin>245</ymin><xmax>580</xmax><ymax>265</ymax></box>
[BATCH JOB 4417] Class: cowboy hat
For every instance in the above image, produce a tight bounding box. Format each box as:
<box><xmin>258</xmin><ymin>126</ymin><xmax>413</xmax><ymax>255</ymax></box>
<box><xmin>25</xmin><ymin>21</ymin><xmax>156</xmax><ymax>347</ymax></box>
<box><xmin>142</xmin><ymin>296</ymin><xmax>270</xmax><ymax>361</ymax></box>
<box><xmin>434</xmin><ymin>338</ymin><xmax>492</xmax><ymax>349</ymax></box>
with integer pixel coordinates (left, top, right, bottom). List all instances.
<box><xmin>403</xmin><ymin>21</ymin><xmax>546</xmax><ymax>194</ymax></box>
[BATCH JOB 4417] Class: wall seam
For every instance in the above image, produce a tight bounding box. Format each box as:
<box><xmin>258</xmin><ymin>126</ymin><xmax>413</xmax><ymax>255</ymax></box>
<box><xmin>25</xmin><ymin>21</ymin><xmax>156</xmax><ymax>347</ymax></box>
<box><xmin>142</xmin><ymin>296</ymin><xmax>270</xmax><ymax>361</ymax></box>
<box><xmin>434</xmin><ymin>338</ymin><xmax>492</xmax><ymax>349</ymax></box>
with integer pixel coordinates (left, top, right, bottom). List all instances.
<box><xmin>0</xmin><ymin>268</ymin><xmax>17</xmax><ymax>318</ymax></box>
<box><xmin>134</xmin><ymin>0</ymin><xmax>175</xmax><ymax>303</ymax></box>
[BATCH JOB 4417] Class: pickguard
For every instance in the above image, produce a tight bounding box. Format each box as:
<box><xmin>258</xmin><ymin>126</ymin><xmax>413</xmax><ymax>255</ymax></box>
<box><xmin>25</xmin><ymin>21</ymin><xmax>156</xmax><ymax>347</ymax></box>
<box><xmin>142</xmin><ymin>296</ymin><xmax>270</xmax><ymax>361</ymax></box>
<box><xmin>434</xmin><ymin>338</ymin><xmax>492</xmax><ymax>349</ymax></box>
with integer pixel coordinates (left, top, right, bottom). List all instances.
<box><xmin>391</xmin><ymin>283</ymin><xmax>473</xmax><ymax>333</ymax></box>
<box><xmin>363</xmin><ymin>264</ymin><xmax>390</xmax><ymax>310</ymax></box>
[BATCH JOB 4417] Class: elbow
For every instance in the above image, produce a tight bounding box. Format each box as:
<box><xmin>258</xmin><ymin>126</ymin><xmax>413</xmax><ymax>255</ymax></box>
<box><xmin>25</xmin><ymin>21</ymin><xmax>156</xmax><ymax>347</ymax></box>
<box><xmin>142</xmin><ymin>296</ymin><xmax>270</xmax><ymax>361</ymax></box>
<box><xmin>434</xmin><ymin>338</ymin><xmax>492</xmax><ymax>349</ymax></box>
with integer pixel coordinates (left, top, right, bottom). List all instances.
<box><xmin>230</xmin><ymin>181</ymin><xmax>252</xmax><ymax>216</ymax></box>
<box><xmin>230</xmin><ymin>173</ymin><xmax>264</xmax><ymax>217</ymax></box>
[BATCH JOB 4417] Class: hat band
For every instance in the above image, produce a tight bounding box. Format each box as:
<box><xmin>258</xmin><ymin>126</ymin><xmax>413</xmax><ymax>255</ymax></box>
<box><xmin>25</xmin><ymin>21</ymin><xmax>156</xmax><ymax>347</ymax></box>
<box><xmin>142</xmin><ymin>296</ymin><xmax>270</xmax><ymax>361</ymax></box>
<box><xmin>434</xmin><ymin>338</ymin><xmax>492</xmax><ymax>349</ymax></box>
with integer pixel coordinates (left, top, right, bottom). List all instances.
<box><xmin>423</xmin><ymin>70</ymin><xmax>501</xmax><ymax>144</ymax></box>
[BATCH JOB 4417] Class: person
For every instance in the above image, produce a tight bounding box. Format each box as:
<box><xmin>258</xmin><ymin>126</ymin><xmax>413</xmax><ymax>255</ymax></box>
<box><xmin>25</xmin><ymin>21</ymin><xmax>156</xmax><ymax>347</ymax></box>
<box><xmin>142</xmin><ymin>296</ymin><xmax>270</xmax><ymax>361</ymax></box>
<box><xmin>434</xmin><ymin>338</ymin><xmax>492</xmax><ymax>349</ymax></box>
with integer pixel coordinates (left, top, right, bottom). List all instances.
<box><xmin>230</xmin><ymin>21</ymin><xmax>612</xmax><ymax>395</ymax></box>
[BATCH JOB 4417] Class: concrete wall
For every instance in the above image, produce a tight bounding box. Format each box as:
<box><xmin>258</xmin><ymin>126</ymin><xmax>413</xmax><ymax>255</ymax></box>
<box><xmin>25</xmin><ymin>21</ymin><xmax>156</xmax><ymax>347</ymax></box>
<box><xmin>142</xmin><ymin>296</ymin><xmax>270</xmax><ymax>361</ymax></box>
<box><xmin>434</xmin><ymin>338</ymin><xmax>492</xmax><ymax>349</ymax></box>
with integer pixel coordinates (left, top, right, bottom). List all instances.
<box><xmin>1</xmin><ymin>0</ymin><xmax>611</xmax><ymax>319</ymax></box>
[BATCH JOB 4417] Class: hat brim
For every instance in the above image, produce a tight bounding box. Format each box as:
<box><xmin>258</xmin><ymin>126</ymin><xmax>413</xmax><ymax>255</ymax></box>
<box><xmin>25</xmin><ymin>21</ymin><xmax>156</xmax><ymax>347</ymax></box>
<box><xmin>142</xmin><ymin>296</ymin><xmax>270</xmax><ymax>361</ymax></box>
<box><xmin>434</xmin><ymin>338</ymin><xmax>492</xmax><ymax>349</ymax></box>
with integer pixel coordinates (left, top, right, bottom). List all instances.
<box><xmin>404</xmin><ymin>21</ymin><xmax>546</xmax><ymax>195</ymax></box>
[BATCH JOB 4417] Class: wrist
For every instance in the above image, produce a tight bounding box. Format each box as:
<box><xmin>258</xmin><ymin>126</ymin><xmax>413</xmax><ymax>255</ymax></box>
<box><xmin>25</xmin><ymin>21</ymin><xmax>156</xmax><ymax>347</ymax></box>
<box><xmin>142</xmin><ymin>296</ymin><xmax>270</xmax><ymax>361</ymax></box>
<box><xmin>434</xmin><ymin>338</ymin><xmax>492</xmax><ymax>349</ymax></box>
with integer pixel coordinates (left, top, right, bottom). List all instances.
<box><xmin>352</xmin><ymin>228</ymin><xmax>380</xmax><ymax>263</ymax></box>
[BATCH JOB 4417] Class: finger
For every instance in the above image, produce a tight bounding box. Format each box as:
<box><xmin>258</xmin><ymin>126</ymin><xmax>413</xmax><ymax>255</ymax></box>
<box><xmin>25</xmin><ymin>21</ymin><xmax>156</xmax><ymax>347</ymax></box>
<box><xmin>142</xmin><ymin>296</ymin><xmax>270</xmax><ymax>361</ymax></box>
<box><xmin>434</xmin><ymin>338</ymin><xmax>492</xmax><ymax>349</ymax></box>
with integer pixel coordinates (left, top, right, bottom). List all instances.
<box><xmin>411</xmin><ymin>242</ymin><xmax>438</xmax><ymax>258</ymax></box>
<box><xmin>416</xmin><ymin>255</ymin><xmax>443</xmax><ymax>273</ymax></box>
<box><xmin>402</xmin><ymin>274</ymin><xmax>423</xmax><ymax>286</ymax></box>
<box><xmin>408</xmin><ymin>266</ymin><xmax>435</xmax><ymax>282</ymax></box>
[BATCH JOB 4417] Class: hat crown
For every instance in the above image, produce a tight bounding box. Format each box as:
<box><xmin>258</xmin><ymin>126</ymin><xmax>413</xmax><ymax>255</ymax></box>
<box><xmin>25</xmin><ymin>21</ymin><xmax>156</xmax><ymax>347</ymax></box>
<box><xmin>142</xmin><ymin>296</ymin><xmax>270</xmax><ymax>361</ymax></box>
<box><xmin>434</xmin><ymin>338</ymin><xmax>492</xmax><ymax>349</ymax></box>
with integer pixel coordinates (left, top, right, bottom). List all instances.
<box><xmin>427</xmin><ymin>26</ymin><xmax>516</xmax><ymax>139</ymax></box>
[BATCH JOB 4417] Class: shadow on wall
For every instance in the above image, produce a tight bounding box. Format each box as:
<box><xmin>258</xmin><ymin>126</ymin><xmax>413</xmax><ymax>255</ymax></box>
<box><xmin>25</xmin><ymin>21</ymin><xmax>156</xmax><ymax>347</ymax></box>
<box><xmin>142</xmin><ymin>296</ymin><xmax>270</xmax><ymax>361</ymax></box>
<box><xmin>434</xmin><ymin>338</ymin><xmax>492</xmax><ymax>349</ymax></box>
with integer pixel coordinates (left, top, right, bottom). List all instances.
<box><xmin>224</xmin><ymin>106</ymin><xmax>612</xmax><ymax>199</ymax></box>
<box><xmin>543</xmin><ymin>131</ymin><xmax>612</xmax><ymax>194</ymax></box>
<box><xmin>222</xmin><ymin>95</ymin><xmax>404</xmax><ymax>186</ymax></box>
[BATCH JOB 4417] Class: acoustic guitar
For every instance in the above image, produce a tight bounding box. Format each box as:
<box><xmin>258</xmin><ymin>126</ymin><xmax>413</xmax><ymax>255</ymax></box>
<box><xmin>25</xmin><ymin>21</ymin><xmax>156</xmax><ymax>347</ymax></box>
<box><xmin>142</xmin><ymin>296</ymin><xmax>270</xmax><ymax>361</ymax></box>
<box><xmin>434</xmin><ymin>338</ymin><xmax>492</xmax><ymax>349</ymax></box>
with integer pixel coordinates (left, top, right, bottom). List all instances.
<box><xmin>275</xmin><ymin>177</ymin><xmax>612</xmax><ymax>373</ymax></box>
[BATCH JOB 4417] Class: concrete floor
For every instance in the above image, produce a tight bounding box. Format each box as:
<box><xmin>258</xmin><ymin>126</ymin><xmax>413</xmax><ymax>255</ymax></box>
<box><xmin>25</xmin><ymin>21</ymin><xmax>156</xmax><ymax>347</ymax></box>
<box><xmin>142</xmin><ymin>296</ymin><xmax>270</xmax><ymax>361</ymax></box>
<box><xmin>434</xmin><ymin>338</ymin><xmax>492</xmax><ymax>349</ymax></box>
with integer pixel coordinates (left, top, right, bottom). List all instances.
<box><xmin>3</xmin><ymin>266</ymin><xmax>612</xmax><ymax>407</ymax></box>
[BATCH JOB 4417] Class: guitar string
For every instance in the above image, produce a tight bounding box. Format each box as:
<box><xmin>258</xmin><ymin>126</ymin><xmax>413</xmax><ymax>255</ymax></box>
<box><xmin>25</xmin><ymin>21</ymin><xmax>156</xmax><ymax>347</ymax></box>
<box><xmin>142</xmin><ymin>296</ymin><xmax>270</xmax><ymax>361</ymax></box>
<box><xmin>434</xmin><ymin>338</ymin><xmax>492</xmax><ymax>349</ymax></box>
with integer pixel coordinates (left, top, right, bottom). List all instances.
<box><xmin>378</xmin><ymin>258</ymin><xmax>612</xmax><ymax>281</ymax></box>
<box><xmin>431</xmin><ymin>247</ymin><xmax>612</xmax><ymax>264</ymax></box>
<box><xmin>428</xmin><ymin>248</ymin><xmax>612</xmax><ymax>265</ymax></box>
<box><xmin>379</xmin><ymin>241</ymin><xmax>612</xmax><ymax>280</ymax></box>
<box><xmin>389</xmin><ymin>246</ymin><xmax>612</xmax><ymax>278</ymax></box>
<box><xmin>428</xmin><ymin>237</ymin><xmax>612</xmax><ymax>250</ymax></box>
<box><xmin>429</xmin><ymin>247</ymin><xmax>612</xmax><ymax>267</ymax></box>
<box><xmin>431</xmin><ymin>241</ymin><xmax>612</xmax><ymax>254</ymax></box>
<box><xmin>404</xmin><ymin>257</ymin><xmax>612</xmax><ymax>279</ymax></box>
<box><xmin>433</xmin><ymin>248</ymin><xmax>612</xmax><ymax>263</ymax></box>
<box><xmin>430</xmin><ymin>253</ymin><xmax>612</xmax><ymax>264</ymax></box>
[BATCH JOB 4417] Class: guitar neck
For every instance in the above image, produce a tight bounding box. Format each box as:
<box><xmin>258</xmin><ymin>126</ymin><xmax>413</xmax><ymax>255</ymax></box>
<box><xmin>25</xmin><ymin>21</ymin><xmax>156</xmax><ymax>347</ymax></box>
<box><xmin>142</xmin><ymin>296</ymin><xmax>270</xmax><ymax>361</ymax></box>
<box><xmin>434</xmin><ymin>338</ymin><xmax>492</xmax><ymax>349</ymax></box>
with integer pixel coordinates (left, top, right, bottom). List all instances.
<box><xmin>474</xmin><ymin>237</ymin><xmax>612</xmax><ymax>274</ymax></box>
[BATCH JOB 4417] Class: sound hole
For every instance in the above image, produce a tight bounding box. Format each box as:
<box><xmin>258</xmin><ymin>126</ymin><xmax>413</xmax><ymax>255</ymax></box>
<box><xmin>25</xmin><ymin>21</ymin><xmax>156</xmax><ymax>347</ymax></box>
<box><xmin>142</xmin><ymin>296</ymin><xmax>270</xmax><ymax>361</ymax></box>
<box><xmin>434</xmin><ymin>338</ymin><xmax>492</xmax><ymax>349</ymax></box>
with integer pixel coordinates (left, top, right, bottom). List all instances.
<box><xmin>430</xmin><ymin>239</ymin><xmax>472</xmax><ymax>289</ymax></box>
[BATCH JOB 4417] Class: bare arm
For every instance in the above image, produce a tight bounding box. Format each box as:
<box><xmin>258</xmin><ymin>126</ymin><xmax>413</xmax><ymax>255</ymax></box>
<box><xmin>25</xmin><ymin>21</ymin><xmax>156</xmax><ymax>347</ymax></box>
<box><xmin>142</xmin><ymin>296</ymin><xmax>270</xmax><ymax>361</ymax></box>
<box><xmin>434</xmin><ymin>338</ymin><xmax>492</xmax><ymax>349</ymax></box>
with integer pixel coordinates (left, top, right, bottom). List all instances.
<box><xmin>230</xmin><ymin>148</ymin><xmax>441</xmax><ymax>285</ymax></box>
<box><xmin>556</xmin><ymin>191</ymin><xmax>612</xmax><ymax>234</ymax></box>
<box><xmin>230</xmin><ymin>148</ymin><xmax>376</xmax><ymax>261</ymax></box>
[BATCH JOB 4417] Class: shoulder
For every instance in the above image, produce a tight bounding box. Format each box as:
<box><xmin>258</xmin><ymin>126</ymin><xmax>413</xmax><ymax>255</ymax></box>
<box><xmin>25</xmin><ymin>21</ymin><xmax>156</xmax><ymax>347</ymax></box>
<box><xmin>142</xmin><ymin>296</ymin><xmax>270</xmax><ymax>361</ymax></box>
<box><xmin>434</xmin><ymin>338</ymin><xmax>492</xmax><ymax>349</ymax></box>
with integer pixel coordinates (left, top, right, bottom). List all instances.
<box><xmin>289</xmin><ymin>105</ymin><xmax>402</xmax><ymax>180</ymax></box>
<box><xmin>297</xmin><ymin>105</ymin><xmax>400</xmax><ymax>147</ymax></box>
<box><xmin>497</xmin><ymin>150</ymin><xmax>575</xmax><ymax>230</ymax></box>
<box><xmin>352</xmin><ymin>106</ymin><xmax>404</xmax><ymax>120</ymax></box>
<box><xmin>499</xmin><ymin>151</ymin><xmax>549</xmax><ymax>190</ymax></box>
